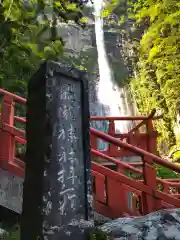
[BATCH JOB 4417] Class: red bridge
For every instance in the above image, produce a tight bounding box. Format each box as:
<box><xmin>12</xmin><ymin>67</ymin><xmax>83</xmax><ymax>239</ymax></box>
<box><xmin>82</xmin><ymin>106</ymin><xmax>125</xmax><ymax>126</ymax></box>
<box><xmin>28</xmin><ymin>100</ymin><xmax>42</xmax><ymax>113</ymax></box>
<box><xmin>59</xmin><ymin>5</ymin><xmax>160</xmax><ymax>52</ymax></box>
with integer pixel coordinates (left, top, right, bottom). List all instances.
<box><xmin>1</xmin><ymin>88</ymin><xmax>180</xmax><ymax>218</ymax></box>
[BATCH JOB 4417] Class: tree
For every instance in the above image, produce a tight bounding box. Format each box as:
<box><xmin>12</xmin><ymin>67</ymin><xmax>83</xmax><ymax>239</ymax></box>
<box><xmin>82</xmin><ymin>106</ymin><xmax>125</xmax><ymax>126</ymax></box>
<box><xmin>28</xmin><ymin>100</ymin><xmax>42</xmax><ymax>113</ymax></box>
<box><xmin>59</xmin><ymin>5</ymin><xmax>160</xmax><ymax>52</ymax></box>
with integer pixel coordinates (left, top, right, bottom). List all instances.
<box><xmin>131</xmin><ymin>0</ymin><xmax>180</xmax><ymax>154</ymax></box>
<box><xmin>106</xmin><ymin>0</ymin><xmax>180</xmax><ymax>154</ymax></box>
<box><xmin>0</xmin><ymin>0</ymin><xmax>90</xmax><ymax>94</ymax></box>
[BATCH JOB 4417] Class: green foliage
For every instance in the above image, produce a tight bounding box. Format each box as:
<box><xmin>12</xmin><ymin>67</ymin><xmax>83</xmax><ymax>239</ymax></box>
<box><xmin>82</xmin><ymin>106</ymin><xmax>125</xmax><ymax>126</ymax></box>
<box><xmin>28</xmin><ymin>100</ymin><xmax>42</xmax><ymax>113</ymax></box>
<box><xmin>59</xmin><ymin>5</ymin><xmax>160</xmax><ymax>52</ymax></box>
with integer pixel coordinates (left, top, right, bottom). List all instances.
<box><xmin>173</xmin><ymin>151</ymin><xmax>180</xmax><ymax>160</ymax></box>
<box><xmin>156</xmin><ymin>165</ymin><xmax>180</xmax><ymax>179</ymax></box>
<box><xmin>107</xmin><ymin>0</ymin><xmax>180</xmax><ymax>154</ymax></box>
<box><xmin>0</xmin><ymin>0</ymin><xmax>88</xmax><ymax>94</ymax></box>
<box><xmin>131</xmin><ymin>0</ymin><xmax>180</xmax><ymax>154</ymax></box>
<box><xmin>4</xmin><ymin>225</ymin><xmax>20</xmax><ymax>240</ymax></box>
<box><xmin>90</xmin><ymin>229</ymin><xmax>108</xmax><ymax>240</ymax></box>
<box><xmin>0</xmin><ymin>0</ymin><xmax>90</xmax><ymax>159</ymax></box>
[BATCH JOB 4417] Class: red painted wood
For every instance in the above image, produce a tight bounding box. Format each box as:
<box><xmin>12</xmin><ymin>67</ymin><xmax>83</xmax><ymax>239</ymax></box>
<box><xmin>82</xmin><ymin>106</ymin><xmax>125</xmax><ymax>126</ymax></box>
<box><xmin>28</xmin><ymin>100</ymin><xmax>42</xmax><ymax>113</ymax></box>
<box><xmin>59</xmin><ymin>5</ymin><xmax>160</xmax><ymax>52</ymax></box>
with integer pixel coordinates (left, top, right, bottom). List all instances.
<box><xmin>146</xmin><ymin>119</ymin><xmax>158</xmax><ymax>155</ymax></box>
<box><xmin>92</xmin><ymin>171</ymin><xmax>106</xmax><ymax>204</ymax></box>
<box><xmin>7</xmin><ymin>162</ymin><xmax>24</xmax><ymax>178</ymax></box>
<box><xmin>108</xmin><ymin>120</ymin><xmax>117</xmax><ymax>156</ymax></box>
<box><xmin>0</xmin><ymin>88</ymin><xmax>26</xmax><ymax>103</ymax></box>
<box><xmin>2</xmin><ymin>123</ymin><xmax>26</xmax><ymax>139</ymax></box>
<box><xmin>0</xmin><ymin>95</ymin><xmax>15</xmax><ymax>169</ymax></box>
<box><xmin>142</xmin><ymin>157</ymin><xmax>162</xmax><ymax>213</ymax></box>
<box><xmin>90</xmin><ymin>128</ymin><xmax>180</xmax><ymax>172</ymax></box>
<box><xmin>91</xmin><ymin>149</ymin><xmax>143</xmax><ymax>175</ymax></box>
<box><xmin>1</xmin><ymin>89</ymin><xmax>180</xmax><ymax>217</ymax></box>
<box><xmin>106</xmin><ymin>177</ymin><xmax>127</xmax><ymax>217</ymax></box>
<box><xmin>93</xmin><ymin>201</ymin><xmax>116</xmax><ymax>219</ymax></box>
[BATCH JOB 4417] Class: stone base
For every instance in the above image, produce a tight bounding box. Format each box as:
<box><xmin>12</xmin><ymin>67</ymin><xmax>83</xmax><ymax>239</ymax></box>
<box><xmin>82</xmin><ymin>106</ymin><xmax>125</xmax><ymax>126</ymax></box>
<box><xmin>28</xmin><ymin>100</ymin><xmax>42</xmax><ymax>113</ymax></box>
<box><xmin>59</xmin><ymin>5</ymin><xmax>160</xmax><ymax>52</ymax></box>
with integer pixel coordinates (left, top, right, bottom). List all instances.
<box><xmin>0</xmin><ymin>169</ymin><xmax>23</xmax><ymax>214</ymax></box>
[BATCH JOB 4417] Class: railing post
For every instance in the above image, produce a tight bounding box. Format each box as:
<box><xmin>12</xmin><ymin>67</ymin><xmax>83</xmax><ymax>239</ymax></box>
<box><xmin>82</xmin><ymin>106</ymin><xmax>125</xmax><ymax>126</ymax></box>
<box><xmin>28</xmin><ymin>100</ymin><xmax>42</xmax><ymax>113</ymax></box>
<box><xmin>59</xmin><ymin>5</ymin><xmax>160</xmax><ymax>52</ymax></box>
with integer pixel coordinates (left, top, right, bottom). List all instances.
<box><xmin>146</xmin><ymin>119</ymin><xmax>156</xmax><ymax>154</ymax></box>
<box><xmin>142</xmin><ymin>157</ymin><xmax>162</xmax><ymax>214</ymax></box>
<box><xmin>163</xmin><ymin>182</ymin><xmax>169</xmax><ymax>194</ymax></box>
<box><xmin>116</xmin><ymin>165</ymin><xmax>129</xmax><ymax>212</ymax></box>
<box><xmin>109</xmin><ymin>120</ymin><xmax>116</xmax><ymax>156</ymax></box>
<box><xmin>90</xmin><ymin>132</ymin><xmax>98</xmax><ymax>150</ymax></box>
<box><xmin>0</xmin><ymin>94</ymin><xmax>14</xmax><ymax>169</ymax></box>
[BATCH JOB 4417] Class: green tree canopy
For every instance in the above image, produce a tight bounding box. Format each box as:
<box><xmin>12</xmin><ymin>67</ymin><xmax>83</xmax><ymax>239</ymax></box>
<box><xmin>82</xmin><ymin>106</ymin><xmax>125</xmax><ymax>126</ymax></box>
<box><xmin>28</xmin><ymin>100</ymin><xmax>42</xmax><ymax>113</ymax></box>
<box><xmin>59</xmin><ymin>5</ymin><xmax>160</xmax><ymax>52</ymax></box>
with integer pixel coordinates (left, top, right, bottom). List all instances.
<box><xmin>0</xmin><ymin>0</ymin><xmax>90</xmax><ymax>94</ymax></box>
<box><xmin>106</xmin><ymin>0</ymin><xmax>180</xmax><ymax>154</ymax></box>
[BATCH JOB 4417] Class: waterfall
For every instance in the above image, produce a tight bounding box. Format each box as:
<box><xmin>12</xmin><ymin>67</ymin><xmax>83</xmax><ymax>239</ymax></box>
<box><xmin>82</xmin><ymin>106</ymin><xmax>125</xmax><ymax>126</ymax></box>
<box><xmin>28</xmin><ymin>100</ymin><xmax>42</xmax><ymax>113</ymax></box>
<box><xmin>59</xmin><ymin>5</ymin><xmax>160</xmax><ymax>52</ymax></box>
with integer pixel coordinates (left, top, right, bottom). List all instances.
<box><xmin>92</xmin><ymin>0</ymin><xmax>133</xmax><ymax>150</ymax></box>
<box><xmin>55</xmin><ymin>0</ymin><xmax>137</xmax><ymax>151</ymax></box>
<box><xmin>92</xmin><ymin>0</ymin><xmax>138</xmax><ymax>208</ymax></box>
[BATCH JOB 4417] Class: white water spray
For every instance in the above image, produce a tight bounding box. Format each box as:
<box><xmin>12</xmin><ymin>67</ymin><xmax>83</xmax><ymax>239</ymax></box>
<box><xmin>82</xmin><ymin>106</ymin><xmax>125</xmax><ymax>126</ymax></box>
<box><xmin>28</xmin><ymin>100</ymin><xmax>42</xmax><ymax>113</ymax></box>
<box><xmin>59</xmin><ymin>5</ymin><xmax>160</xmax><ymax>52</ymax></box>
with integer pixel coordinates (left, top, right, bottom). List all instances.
<box><xmin>93</xmin><ymin>0</ymin><xmax>132</xmax><ymax>133</ymax></box>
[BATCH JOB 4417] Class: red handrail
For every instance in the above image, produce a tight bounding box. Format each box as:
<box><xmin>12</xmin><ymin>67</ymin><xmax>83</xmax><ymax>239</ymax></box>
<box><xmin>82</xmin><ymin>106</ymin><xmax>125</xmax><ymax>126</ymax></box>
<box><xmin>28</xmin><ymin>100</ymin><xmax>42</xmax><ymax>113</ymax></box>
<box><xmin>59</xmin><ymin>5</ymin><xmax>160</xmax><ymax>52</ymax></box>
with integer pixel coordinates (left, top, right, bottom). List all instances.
<box><xmin>90</xmin><ymin>116</ymin><xmax>161</xmax><ymax>120</ymax></box>
<box><xmin>92</xmin><ymin>148</ymin><xmax>180</xmax><ymax>187</ymax></box>
<box><xmin>0</xmin><ymin>88</ymin><xmax>26</xmax><ymax>103</ymax></box>
<box><xmin>91</xmin><ymin>127</ymin><xmax>180</xmax><ymax>173</ymax></box>
<box><xmin>0</xmin><ymin>87</ymin><xmax>159</xmax><ymax>158</ymax></box>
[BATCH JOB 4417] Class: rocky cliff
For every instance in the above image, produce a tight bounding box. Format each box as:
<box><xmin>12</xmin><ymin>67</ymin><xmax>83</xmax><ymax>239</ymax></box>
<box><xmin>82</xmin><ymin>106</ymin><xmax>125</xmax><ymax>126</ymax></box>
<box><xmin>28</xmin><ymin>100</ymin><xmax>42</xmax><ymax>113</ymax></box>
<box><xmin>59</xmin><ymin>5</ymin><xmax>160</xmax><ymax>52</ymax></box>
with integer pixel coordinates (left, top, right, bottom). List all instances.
<box><xmin>54</xmin><ymin>5</ymin><xmax>137</xmax><ymax>141</ymax></box>
<box><xmin>98</xmin><ymin>208</ymin><xmax>180</xmax><ymax>240</ymax></box>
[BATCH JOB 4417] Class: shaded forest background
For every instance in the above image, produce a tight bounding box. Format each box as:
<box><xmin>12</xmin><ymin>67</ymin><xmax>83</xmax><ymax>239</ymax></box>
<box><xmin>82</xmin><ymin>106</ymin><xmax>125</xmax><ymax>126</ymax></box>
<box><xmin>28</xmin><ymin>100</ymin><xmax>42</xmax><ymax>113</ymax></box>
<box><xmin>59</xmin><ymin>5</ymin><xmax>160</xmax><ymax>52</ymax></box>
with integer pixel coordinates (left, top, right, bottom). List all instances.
<box><xmin>0</xmin><ymin>0</ymin><xmax>180</xmax><ymax>155</ymax></box>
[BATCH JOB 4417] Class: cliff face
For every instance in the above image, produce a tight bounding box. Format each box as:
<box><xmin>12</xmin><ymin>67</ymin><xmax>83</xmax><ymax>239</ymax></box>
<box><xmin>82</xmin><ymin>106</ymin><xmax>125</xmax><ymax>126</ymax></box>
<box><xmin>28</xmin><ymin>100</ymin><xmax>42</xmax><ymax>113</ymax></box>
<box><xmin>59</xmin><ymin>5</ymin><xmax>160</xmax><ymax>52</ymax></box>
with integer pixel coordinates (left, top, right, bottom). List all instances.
<box><xmin>102</xmin><ymin>0</ymin><xmax>180</xmax><ymax>154</ymax></box>
<box><xmin>55</xmin><ymin>13</ymin><xmax>137</xmax><ymax>137</ymax></box>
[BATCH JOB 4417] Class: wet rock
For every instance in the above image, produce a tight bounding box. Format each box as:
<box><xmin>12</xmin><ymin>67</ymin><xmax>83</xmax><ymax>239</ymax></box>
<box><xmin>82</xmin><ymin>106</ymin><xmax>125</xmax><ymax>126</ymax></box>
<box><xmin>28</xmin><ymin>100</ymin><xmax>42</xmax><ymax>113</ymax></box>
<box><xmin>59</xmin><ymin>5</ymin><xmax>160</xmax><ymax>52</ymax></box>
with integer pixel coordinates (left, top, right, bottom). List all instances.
<box><xmin>99</xmin><ymin>208</ymin><xmax>180</xmax><ymax>240</ymax></box>
<box><xmin>93</xmin><ymin>212</ymin><xmax>111</xmax><ymax>226</ymax></box>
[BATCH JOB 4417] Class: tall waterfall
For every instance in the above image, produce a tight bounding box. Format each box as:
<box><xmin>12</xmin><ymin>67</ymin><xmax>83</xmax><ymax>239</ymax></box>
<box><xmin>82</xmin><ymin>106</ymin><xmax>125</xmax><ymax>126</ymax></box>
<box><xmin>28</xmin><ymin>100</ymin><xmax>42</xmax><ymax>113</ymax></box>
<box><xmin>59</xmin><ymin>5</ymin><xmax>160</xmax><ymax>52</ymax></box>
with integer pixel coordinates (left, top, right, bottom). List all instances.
<box><xmin>92</xmin><ymin>0</ymin><xmax>134</xmax><ymax>150</ymax></box>
<box><xmin>55</xmin><ymin>0</ymin><xmax>137</xmax><ymax>151</ymax></box>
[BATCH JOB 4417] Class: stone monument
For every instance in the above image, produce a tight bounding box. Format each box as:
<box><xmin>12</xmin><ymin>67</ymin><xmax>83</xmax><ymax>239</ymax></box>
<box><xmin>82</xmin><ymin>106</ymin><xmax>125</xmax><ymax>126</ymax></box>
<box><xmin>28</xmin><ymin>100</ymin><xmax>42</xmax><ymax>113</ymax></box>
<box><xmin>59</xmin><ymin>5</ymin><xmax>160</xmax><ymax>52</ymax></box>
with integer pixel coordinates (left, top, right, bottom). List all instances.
<box><xmin>21</xmin><ymin>61</ymin><xmax>93</xmax><ymax>240</ymax></box>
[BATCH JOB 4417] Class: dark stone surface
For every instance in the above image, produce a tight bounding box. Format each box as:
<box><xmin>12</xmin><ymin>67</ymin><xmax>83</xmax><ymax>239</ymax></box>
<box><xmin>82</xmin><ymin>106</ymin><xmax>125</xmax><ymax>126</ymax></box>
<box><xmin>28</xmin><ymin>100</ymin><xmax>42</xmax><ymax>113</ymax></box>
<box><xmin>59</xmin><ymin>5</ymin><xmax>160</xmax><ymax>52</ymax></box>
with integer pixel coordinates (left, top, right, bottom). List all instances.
<box><xmin>21</xmin><ymin>61</ymin><xmax>93</xmax><ymax>240</ymax></box>
<box><xmin>0</xmin><ymin>169</ymin><xmax>23</xmax><ymax>213</ymax></box>
<box><xmin>99</xmin><ymin>208</ymin><xmax>180</xmax><ymax>240</ymax></box>
<box><xmin>93</xmin><ymin>212</ymin><xmax>111</xmax><ymax>226</ymax></box>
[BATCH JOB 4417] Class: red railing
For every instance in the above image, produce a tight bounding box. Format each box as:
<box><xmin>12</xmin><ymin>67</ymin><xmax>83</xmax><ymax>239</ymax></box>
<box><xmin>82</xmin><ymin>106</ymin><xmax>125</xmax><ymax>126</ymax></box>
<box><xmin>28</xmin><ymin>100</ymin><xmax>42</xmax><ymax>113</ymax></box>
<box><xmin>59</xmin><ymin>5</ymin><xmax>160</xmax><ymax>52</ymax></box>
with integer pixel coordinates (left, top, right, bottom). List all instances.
<box><xmin>90</xmin><ymin>111</ymin><xmax>160</xmax><ymax>157</ymax></box>
<box><xmin>1</xmin><ymin>88</ymin><xmax>180</xmax><ymax>218</ymax></box>
<box><xmin>91</xmin><ymin>128</ymin><xmax>180</xmax><ymax>217</ymax></box>
<box><xmin>0</xmin><ymin>88</ymin><xmax>159</xmax><ymax>169</ymax></box>
<box><xmin>0</xmin><ymin>89</ymin><xmax>26</xmax><ymax>176</ymax></box>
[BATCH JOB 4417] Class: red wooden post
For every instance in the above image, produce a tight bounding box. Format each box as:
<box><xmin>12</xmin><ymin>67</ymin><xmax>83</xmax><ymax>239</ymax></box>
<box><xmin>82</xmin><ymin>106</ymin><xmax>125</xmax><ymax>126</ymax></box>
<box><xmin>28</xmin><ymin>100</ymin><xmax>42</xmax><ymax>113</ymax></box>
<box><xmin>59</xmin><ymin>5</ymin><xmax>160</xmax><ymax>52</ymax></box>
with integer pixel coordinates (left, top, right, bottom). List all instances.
<box><xmin>116</xmin><ymin>165</ymin><xmax>129</xmax><ymax>213</ymax></box>
<box><xmin>142</xmin><ymin>156</ymin><xmax>162</xmax><ymax>214</ymax></box>
<box><xmin>90</xmin><ymin>132</ymin><xmax>98</xmax><ymax>150</ymax></box>
<box><xmin>0</xmin><ymin>94</ymin><xmax>14</xmax><ymax>169</ymax></box>
<box><xmin>106</xmin><ymin>177</ymin><xmax>127</xmax><ymax>217</ymax></box>
<box><xmin>94</xmin><ymin>172</ymin><xmax>106</xmax><ymax>203</ymax></box>
<box><xmin>163</xmin><ymin>182</ymin><xmax>169</xmax><ymax>194</ymax></box>
<box><xmin>146</xmin><ymin>119</ymin><xmax>156</xmax><ymax>154</ymax></box>
<box><xmin>132</xmin><ymin>194</ymin><xmax>138</xmax><ymax>215</ymax></box>
<box><xmin>107</xmin><ymin>119</ymin><xmax>129</xmax><ymax>213</ymax></box>
<box><xmin>108</xmin><ymin>120</ymin><xmax>117</xmax><ymax>156</ymax></box>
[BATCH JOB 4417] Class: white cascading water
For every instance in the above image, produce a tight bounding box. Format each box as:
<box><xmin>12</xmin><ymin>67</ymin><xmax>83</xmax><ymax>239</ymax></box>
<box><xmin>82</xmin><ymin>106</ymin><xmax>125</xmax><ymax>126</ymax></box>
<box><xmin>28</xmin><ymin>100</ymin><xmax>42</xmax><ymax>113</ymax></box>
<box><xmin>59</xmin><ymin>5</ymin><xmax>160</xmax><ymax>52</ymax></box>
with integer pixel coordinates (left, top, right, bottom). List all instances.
<box><xmin>93</xmin><ymin>0</ymin><xmax>137</xmax><ymax>207</ymax></box>
<box><xmin>93</xmin><ymin>0</ymin><xmax>132</xmax><ymax>150</ymax></box>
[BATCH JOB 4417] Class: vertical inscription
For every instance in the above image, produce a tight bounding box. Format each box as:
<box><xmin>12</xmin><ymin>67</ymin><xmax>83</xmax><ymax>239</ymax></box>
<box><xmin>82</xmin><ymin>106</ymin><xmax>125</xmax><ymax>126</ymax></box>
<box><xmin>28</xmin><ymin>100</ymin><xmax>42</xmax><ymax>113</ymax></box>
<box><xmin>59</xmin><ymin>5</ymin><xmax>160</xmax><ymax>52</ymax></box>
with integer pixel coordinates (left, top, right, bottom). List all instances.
<box><xmin>43</xmin><ymin>69</ymin><xmax>93</xmax><ymax>239</ymax></box>
<box><xmin>56</xmin><ymin>82</ymin><xmax>81</xmax><ymax>217</ymax></box>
